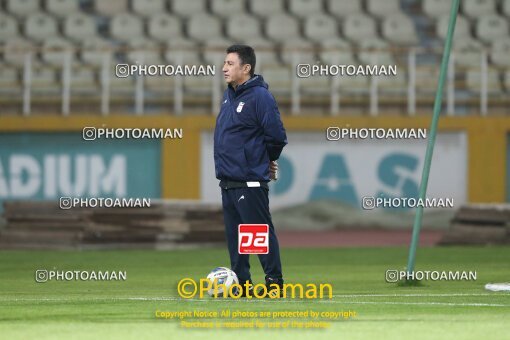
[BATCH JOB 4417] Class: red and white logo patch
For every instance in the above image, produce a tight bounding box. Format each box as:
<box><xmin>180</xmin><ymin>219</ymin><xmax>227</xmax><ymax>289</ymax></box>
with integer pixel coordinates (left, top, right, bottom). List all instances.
<box><xmin>238</xmin><ymin>224</ymin><xmax>269</xmax><ymax>254</ymax></box>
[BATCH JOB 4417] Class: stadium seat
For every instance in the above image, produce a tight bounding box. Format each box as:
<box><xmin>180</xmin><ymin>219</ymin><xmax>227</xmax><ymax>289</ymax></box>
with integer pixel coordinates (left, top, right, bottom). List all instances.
<box><xmin>183</xmin><ymin>73</ymin><xmax>214</xmax><ymax>95</ymax></box>
<box><xmin>247</xmin><ymin>38</ymin><xmax>279</xmax><ymax>66</ymax></box>
<box><xmin>5</xmin><ymin>0</ymin><xmax>40</xmax><ymax>18</ymax></box>
<box><xmin>466</xmin><ymin>68</ymin><xmax>502</xmax><ymax>94</ymax></box>
<box><xmin>288</xmin><ymin>0</ymin><xmax>324</xmax><ymax>18</ymax></box>
<box><xmin>266</xmin><ymin>13</ymin><xmax>300</xmax><ymax>43</ymax></box>
<box><xmin>491</xmin><ymin>38</ymin><xmax>510</xmax><ymax>67</ymax></box>
<box><xmin>30</xmin><ymin>64</ymin><xmax>58</xmax><ymax>89</ymax></box>
<box><xmin>226</xmin><ymin>14</ymin><xmax>261</xmax><ymax>41</ymax></box>
<box><xmin>280</xmin><ymin>39</ymin><xmax>316</xmax><ymax>65</ymax></box>
<box><xmin>300</xmin><ymin>72</ymin><xmax>331</xmax><ymax>95</ymax></box>
<box><xmin>71</xmin><ymin>66</ymin><xmax>97</xmax><ymax>92</ymax></box>
<box><xmin>327</xmin><ymin>0</ymin><xmax>362</xmax><ymax>19</ymax></box>
<box><xmin>415</xmin><ymin>65</ymin><xmax>440</xmax><ymax>94</ymax></box>
<box><xmin>64</xmin><ymin>13</ymin><xmax>97</xmax><ymax>42</ymax></box>
<box><xmin>41</xmin><ymin>37</ymin><xmax>74</xmax><ymax>66</ymax></box>
<box><xmin>46</xmin><ymin>0</ymin><xmax>79</xmax><ymax>18</ymax></box>
<box><xmin>25</xmin><ymin>12</ymin><xmax>58</xmax><ymax>42</ymax></box>
<box><xmin>126</xmin><ymin>38</ymin><xmax>162</xmax><ymax>64</ymax></box>
<box><xmin>94</xmin><ymin>0</ymin><xmax>128</xmax><ymax>16</ymax></box>
<box><xmin>453</xmin><ymin>38</ymin><xmax>484</xmax><ymax>67</ymax></box>
<box><xmin>148</xmin><ymin>14</ymin><xmax>182</xmax><ymax>42</ymax></box>
<box><xmin>462</xmin><ymin>0</ymin><xmax>495</xmax><ymax>19</ymax></box>
<box><xmin>504</xmin><ymin>0</ymin><xmax>510</xmax><ymax>18</ymax></box>
<box><xmin>382</xmin><ymin>14</ymin><xmax>418</xmax><ymax>45</ymax></box>
<box><xmin>187</xmin><ymin>13</ymin><xmax>222</xmax><ymax>43</ymax></box>
<box><xmin>357</xmin><ymin>38</ymin><xmax>396</xmax><ymax>65</ymax></box>
<box><xmin>0</xmin><ymin>67</ymin><xmax>19</xmax><ymax>90</ymax></box>
<box><xmin>0</xmin><ymin>14</ymin><xmax>19</xmax><ymax>43</ymax></box>
<box><xmin>3</xmin><ymin>37</ymin><xmax>34</xmax><ymax>66</ymax></box>
<box><xmin>145</xmin><ymin>71</ymin><xmax>175</xmax><ymax>92</ymax></box>
<box><xmin>259</xmin><ymin>65</ymin><xmax>291</xmax><ymax>97</ymax></box>
<box><xmin>475</xmin><ymin>15</ymin><xmax>509</xmax><ymax>44</ymax></box>
<box><xmin>171</xmin><ymin>0</ymin><xmax>206</xmax><ymax>18</ymax></box>
<box><xmin>211</xmin><ymin>0</ymin><xmax>245</xmax><ymax>18</ymax></box>
<box><xmin>366</xmin><ymin>0</ymin><xmax>401</xmax><ymax>18</ymax></box>
<box><xmin>132</xmin><ymin>0</ymin><xmax>166</xmax><ymax>18</ymax></box>
<box><xmin>165</xmin><ymin>38</ymin><xmax>201</xmax><ymax>65</ymax></box>
<box><xmin>337</xmin><ymin>72</ymin><xmax>369</xmax><ymax>94</ymax></box>
<box><xmin>304</xmin><ymin>14</ymin><xmax>339</xmax><ymax>42</ymax></box>
<box><xmin>202</xmin><ymin>37</ymin><xmax>232</xmax><ymax>65</ymax></box>
<box><xmin>504</xmin><ymin>71</ymin><xmax>510</xmax><ymax>92</ymax></box>
<box><xmin>318</xmin><ymin>38</ymin><xmax>357</xmax><ymax>65</ymax></box>
<box><xmin>378</xmin><ymin>70</ymin><xmax>408</xmax><ymax>95</ymax></box>
<box><xmin>80</xmin><ymin>37</ymin><xmax>112</xmax><ymax>67</ymax></box>
<box><xmin>422</xmin><ymin>0</ymin><xmax>451</xmax><ymax>19</ymax></box>
<box><xmin>250</xmin><ymin>0</ymin><xmax>284</xmax><ymax>17</ymax></box>
<box><xmin>110</xmin><ymin>13</ymin><xmax>144</xmax><ymax>42</ymax></box>
<box><xmin>436</xmin><ymin>14</ymin><xmax>471</xmax><ymax>40</ymax></box>
<box><xmin>343</xmin><ymin>14</ymin><xmax>377</xmax><ymax>42</ymax></box>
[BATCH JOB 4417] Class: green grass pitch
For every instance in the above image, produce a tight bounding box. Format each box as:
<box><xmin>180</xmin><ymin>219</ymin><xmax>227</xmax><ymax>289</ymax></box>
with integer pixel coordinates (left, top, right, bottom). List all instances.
<box><xmin>0</xmin><ymin>246</ymin><xmax>508</xmax><ymax>339</ymax></box>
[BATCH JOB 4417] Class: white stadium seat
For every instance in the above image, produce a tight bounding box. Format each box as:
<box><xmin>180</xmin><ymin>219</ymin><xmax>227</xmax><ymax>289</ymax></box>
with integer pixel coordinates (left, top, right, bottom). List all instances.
<box><xmin>466</xmin><ymin>68</ymin><xmax>501</xmax><ymax>94</ymax></box>
<box><xmin>3</xmin><ymin>37</ymin><xmax>34</xmax><ymax>66</ymax></box>
<box><xmin>462</xmin><ymin>0</ymin><xmax>495</xmax><ymax>19</ymax></box>
<box><xmin>382</xmin><ymin>14</ymin><xmax>418</xmax><ymax>45</ymax></box>
<box><xmin>31</xmin><ymin>64</ymin><xmax>58</xmax><ymax>89</ymax></box>
<box><xmin>148</xmin><ymin>14</ymin><xmax>182</xmax><ymax>42</ymax></box>
<box><xmin>71</xmin><ymin>66</ymin><xmax>97</xmax><ymax>92</ymax></box>
<box><xmin>226</xmin><ymin>14</ymin><xmax>261</xmax><ymax>41</ymax></box>
<box><xmin>126</xmin><ymin>38</ymin><xmax>162</xmax><ymax>64</ymax></box>
<box><xmin>46</xmin><ymin>0</ymin><xmax>79</xmax><ymax>18</ymax></box>
<box><xmin>280</xmin><ymin>39</ymin><xmax>316</xmax><ymax>65</ymax></box>
<box><xmin>94</xmin><ymin>0</ymin><xmax>128</xmax><ymax>16</ymax></box>
<box><xmin>250</xmin><ymin>0</ymin><xmax>284</xmax><ymax>17</ymax></box>
<box><xmin>6</xmin><ymin>0</ymin><xmax>40</xmax><ymax>18</ymax></box>
<box><xmin>132</xmin><ymin>0</ymin><xmax>166</xmax><ymax>18</ymax></box>
<box><xmin>202</xmin><ymin>37</ymin><xmax>232</xmax><ymax>65</ymax></box>
<box><xmin>64</xmin><ymin>13</ymin><xmax>97</xmax><ymax>42</ymax></box>
<box><xmin>367</xmin><ymin>0</ymin><xmax>401</xmax><ymax>18</ymax></box>
<box><xmin>0</xmin><ymin>67</ymin><xmax>20</xmax><ymax>90</ymax></box>
<box><xmin>453</xmin><ymin>38</ymin><xmax>484</xmax><ymax>67</ymax></box>
<box><xmin>110</xmin><ymin>13</ymin><xmax>144</xmax><ymax>42</ymax></box>
<box><xmin>327</xmin><ymin>0</ymin><xmax>362</xmax><ymax>18</ymax></box>
<box><xmin>211</xmin><ymin>0</ymin><xmax>245</xmax><ymax>18</ymax></box>
<box><xmin>42</xmin><ymin>37</ymin><xmax>74</xmax><ymax>66</ymax></box>
<box><xmin>319</xmin><ymin>38</ymin><xmax>357</xmax><ymax>65</ymax></box>
<box><xmin>304</xmin><ymin>14</ymin><xmax>339</xmax><ymax>42</ymax></box>
<box><xmin>266</xmin><ymin>13</ymin><xmax>300</xmax><ymax>43</ymax></box>
<box><xmin>343</xmin><ymin>14</ymin><xmax>377</xmax><ymax>41</ymax></box>
<box><xmin>0</xmin><ymin>14</ymin><xmax>19</xmax><ymax>43</ymax></box>
<box><xmin>171</xmin><ymin>0</ymin><xmax>206</xmax><ymax>18</ymax></box>
<box><xmin>436</xmin><ymin>14</ymin><xmax>471</xmax><ymax>40</ymax></box>
<box><xmin>504</xmin><ymin>72</ymin><xmax>510</xmax><ymax>92</ymax></box>
<box><xmin>259</xmin><ymin>65</ymin><xmax>291</xmax><ymax>96</ymax></box>
<box><xmin>490</xmin><ymin>38</ymin><xmax>510</xmax><ymax>67</ymax></box>
<box><xmin>504</xmin><ymin>0</ymin><xmax>510</xmax><ymax>18</ymax></box>
<box><xmin>165</xmin><ymin>38</ymin><xmax>201</xmax><ymax>65</ymax></box>
<box><xmin>25</xmin><ymin>12</ymin><xmax>58</xmax><ymax>42</ymax></box>
<box><xmin>378</xmin><ymin>70</ymin><xmax>408</xmax><ymax>95</ymax></box>
<box><xmin>247</xmin><ymin>38</ymin><xmax>279</xmax><ymax>66</ymax></box>
<box><xmin>187</xmin><ymin>13</ymin><xmax>222</xmax><ymax>42</ymax></box>
<box><xmin>357</xmin><ymin>38</ymin><xmax>396</xmax><ymax>65</ymax></box>
<box><xmin>476</xmin><ymin>15</ymin><xmax>509</xmax><ymax>44</ymax></box>
<box><xmin>422</xmin><ymin>0</ymin><xmax>451</xmax><ymax>19</ymax></box>
<box><xmin>288</xmin><ymin>0</ymin><xmax>324</xmax><ymax>18</ymax></box>
<box><xmin>80</xmin><ymin>37</ymin><xmax>112</xmax><ymax>67</ymax></box>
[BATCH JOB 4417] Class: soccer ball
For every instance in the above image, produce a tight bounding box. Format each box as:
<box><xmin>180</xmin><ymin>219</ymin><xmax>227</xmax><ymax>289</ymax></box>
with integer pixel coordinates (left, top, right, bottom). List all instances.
<box><xmin>206</xmin><ymin>267</ymin><xmax>239</xmax><ymax>297</ymax></box>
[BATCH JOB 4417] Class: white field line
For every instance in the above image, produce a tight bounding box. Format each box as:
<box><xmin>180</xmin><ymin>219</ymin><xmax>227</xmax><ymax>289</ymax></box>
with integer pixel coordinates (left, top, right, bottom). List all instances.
<box><xmin>0</xmin><ymin>294</ymin><xmax>509</xmax><ymax>307</ymax></box>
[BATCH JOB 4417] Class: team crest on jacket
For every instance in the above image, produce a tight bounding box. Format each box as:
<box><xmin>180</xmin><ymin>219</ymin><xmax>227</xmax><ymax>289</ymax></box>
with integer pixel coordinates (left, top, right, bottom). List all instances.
<box><xmin>236</xmin><ymin>102</ymin><xmax>245</xmax><ymax>113</ymax></box>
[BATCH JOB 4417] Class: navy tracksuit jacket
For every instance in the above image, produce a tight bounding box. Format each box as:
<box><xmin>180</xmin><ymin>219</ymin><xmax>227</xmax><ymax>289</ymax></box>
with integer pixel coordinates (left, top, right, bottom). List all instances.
<box><xmin>213</xmin><ymin>74</ymin><xmax>287</xmax><ymax>284</ymax></box>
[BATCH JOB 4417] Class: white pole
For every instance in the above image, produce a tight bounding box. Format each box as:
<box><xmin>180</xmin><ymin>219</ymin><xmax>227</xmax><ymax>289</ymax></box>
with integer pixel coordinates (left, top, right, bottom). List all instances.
<box><xmin>61</xmin><ymin>50</ymin><xmax>72</xmax><ymax>116</ymax></box>
<box><xmin>369</xmin><ymin>54</ymin><xmax>378</xmax><ymax>116</ymax></box>
<box><xmin>174</xmin><ymin>52</ymin><xmax>183</xmax><ymax>115</ymax></box>
<box><xmin>330</xmin><ymin>53</ymin><xmax>340</xmax><ymax>115</ymax></box>
<box><xmin>100</xmin><ymin>52</ymin><xmax>111</xmax><ymax>116</ymax></box>
<box><xmin>291</xmin><ymin>52</ymin><xmax>300</xmax><ymax>114</ymax></box>
<box><xmin>480</xmin><ymin>50</ymin><xmax>488</xmax><ymax>116</ymax></box>
<box><xmin>135</xmin><ymin>53</ymin><xmax>144</xmax><ymax>115</ymax></box>
<box><xmin>447</xmin><ymin>52</ymin><xmax>455</xmax><ymax>115</ymax></box>
<box><xmin>407</xmin><ymin>49</ymin><xmax>416</xmax><ymax>116</ymax></box>
<box><xmin>211</xmin><ymin>53</ymin><xmax>222</xmax><ymax>115</ymax></box>
<box><xmin>22</xmin><ymin>52</ymin><xmax>32</xmax><ymax>116</ymax></box>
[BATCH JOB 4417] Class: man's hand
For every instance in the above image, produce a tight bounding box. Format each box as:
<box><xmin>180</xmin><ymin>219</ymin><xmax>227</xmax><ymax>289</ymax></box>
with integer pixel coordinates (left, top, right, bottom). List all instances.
<box><xmin>269</xmin><ymin>161</ymin><xmax>278</xmax><ymax>181</ymax></box>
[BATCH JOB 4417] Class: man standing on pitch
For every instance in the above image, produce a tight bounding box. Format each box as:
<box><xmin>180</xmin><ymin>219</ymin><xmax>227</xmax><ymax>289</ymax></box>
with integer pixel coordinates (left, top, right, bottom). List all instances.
<box><xmin>214</xmin><ymin>45</ymin><xmax>287</xmax><ymax>297</ymax></box>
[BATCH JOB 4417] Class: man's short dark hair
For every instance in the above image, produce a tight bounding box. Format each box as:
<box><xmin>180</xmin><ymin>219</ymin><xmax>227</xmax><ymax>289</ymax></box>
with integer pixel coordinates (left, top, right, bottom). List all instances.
<box><xmin>226</xmin><ymin>44</ymin><xmax>256</xmax><ymax>77</ymax></box>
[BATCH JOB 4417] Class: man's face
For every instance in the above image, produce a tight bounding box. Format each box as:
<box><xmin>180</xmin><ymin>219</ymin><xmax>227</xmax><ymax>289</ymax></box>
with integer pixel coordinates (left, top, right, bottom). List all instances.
<box><xmin>223</xmin><ymin>52</ymin><xmax>250</xmax><ymax>86</ymax></box>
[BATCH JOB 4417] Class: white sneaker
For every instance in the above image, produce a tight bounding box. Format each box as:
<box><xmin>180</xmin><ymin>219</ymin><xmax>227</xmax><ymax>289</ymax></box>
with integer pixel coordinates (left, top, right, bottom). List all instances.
<box><xmin>485</xmin><ymin>283</ymin><xmax>510</xmax><ymax>291</ymax></box>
